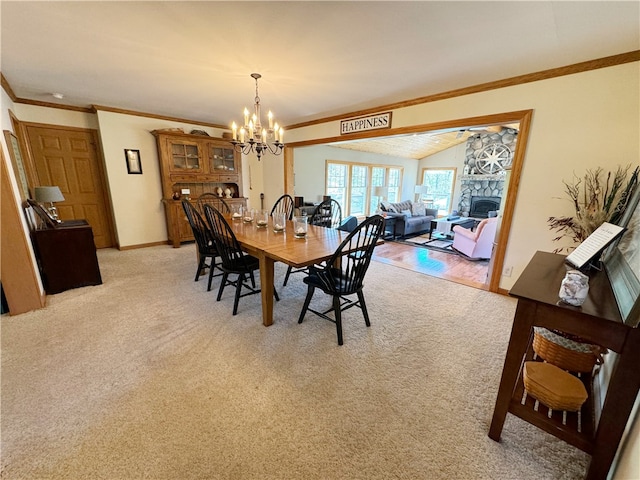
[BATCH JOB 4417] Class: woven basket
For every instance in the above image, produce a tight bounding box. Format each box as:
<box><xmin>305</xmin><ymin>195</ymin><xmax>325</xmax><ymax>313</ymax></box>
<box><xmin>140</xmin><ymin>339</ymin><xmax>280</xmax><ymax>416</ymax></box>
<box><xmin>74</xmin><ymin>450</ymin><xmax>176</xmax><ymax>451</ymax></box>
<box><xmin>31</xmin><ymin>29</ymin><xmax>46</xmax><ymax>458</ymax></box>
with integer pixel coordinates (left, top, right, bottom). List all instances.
<box><xmin>523</xmin><ymin>361</ymin><xmax>588</xmax><ymax>411</ymax></box>
<box><xmin>532</xmin><ymin>327</ymin><xmax>603</xmax><ymax>373</ymax></box>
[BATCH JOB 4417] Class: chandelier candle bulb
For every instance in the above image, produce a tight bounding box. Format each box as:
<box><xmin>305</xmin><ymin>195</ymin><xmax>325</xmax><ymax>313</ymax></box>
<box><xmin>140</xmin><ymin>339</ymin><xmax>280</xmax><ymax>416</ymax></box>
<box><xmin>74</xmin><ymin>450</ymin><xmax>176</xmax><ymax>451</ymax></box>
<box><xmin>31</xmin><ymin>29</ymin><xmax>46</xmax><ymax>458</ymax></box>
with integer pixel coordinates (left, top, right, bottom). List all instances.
<box><xmin>279</xmin><ymin>128</ymin><xmax>284</xmax><ymax>143</ymax></box>
<box><xmin>232</xmin><ymin>122</ymin><xmax>237</xmax><ymax>140</ymax></box>
<box><xmin>262</xmin><ymin>129</ymin><xmax>267</xmax><ymax>144</ymax></box>
<box><xmin>244</xmin><ymin>108</ymin><xmax>249</xmax><ymax>126</ymax></box>
<box><xmin>268</xmin><ymin>111</ymin><xmax>273</xmax><ymax>129</ymax></box>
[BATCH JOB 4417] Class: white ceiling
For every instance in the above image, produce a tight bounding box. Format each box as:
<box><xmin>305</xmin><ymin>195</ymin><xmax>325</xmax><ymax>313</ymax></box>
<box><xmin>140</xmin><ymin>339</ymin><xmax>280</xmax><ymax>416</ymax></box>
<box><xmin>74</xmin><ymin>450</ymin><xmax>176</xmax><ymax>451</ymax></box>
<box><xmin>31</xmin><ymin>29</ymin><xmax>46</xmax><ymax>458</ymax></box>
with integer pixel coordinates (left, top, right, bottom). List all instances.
<box><xmin>1</xmin><ymin>1</ymin><xmax>639</xmax><ymax>130</ymax></box>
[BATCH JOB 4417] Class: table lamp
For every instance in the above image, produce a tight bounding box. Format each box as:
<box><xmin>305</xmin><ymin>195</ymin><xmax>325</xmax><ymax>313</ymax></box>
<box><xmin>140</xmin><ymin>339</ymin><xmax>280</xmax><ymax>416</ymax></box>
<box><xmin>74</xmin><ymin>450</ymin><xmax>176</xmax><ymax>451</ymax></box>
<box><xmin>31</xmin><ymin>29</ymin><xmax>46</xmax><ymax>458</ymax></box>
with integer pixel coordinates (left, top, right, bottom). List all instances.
<box><xmin>374</xmin><ymin>186</ymin><xmax>388</xmax><ymax>202</ymax></box>
<box><xmin>414</xmin><ymin>184</ymin><xmax>429</xmax><ymax>202</ymax></box>
<box><xmin>35</xmin><ymin>186</ymin><xmax>65</xmax><ymax>221</ymax></box>
<box><xmin>373</xmin><ymin>186</ymin><xmax>388</xmax><ymax>214</ymax></box>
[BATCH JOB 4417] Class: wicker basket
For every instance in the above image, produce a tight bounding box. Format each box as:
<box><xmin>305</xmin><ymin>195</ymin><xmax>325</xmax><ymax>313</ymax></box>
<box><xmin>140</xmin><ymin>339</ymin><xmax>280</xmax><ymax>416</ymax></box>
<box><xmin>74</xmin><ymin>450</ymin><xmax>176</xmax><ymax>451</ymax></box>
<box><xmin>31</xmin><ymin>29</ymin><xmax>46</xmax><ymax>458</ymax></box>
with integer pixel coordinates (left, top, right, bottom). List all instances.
<box><xmin>532</xmin><ymin>327</ymin><xmax>604</xmax><ymax>373</ymax></box>
<box><xmin>523</xmin><ymin>361</ymin><xmax>588</xmax><ymax>411</ymax></box>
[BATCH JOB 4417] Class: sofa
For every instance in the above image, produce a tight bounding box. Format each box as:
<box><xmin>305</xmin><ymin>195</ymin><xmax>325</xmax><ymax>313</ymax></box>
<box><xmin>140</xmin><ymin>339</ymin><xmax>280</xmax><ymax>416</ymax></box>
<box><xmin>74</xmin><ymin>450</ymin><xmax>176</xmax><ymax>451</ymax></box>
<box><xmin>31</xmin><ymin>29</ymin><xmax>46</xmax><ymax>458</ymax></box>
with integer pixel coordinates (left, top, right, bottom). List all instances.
<box><xmin>379</xmin><ymin>200</ymin><xmax>438</xmax><ymax>238</ymax></box>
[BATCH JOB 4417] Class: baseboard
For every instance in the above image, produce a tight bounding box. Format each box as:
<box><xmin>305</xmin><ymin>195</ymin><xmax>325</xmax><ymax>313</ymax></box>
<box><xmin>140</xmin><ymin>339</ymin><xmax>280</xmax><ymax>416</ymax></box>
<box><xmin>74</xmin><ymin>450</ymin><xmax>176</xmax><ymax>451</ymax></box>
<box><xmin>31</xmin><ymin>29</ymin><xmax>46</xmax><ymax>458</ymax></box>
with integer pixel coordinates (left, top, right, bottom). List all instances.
<box><xmin>118</xmin><ymin>240</ymin><xmax>169</xmax><ymax>251</ymax></box>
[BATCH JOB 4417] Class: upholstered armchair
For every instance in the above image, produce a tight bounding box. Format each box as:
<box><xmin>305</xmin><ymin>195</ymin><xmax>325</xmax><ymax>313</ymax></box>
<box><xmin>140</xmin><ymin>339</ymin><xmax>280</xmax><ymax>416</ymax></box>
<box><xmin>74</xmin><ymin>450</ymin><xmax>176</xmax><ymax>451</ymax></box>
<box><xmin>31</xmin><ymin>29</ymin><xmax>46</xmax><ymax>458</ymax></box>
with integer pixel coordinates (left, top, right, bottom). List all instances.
<box><xmin>452</xmin><ymin>217</ymin><xmax>498</xmax><ymax>259</ymax></box>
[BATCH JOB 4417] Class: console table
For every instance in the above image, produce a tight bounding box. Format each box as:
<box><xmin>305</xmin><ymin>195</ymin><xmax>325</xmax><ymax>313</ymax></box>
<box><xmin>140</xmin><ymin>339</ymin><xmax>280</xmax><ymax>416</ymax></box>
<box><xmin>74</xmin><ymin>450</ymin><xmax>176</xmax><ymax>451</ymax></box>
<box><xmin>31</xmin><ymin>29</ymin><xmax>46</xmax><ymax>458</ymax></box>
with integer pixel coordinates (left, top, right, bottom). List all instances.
<box><xmin>488</xmin><ymin>251</ymin><xmax>640</xmax><ymax>480</ymax></box>
<box><xmin>31</xmin><ymin>220</ymin><xmax>102</xmax><ymax>294</ymax></box>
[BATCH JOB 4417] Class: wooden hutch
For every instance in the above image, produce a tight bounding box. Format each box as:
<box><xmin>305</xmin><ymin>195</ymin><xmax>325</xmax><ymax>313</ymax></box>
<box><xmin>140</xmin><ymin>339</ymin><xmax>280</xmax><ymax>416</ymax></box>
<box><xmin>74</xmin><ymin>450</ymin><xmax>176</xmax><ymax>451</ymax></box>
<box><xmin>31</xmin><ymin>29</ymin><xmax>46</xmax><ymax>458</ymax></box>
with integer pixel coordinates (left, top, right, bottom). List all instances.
<box><xmin>152</xmin><ymin>129</ymin><xmax>246</xmax><ymax>247</ymax></box>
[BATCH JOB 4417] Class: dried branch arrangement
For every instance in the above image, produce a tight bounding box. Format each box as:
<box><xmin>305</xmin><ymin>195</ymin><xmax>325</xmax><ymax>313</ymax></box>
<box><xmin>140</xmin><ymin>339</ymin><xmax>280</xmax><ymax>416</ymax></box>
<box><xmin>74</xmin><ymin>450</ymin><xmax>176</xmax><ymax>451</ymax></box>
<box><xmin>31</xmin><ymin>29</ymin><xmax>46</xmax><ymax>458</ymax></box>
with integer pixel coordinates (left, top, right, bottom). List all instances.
<box><xmin>548</xmin><ymin>165</ymin><xmax>639</xmax><ymax>253</ymax></box>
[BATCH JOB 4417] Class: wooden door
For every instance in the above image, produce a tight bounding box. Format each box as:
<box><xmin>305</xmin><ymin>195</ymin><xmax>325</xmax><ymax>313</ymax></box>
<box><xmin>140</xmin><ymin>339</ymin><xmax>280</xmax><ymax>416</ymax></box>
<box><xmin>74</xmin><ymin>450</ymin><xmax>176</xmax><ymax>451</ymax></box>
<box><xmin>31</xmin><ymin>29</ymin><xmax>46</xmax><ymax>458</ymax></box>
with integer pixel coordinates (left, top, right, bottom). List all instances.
<box><xmin>25</xmin><ymin>124</ymin><xmax>114</xmax><ymax>248</ymax></box>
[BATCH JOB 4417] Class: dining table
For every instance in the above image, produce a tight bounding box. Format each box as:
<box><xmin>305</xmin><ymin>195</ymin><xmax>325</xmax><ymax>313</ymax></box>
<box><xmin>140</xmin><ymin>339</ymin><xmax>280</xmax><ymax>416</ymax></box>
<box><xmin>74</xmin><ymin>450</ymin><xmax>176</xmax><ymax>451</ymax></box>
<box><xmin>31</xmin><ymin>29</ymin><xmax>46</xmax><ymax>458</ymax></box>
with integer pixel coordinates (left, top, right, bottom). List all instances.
<box><xmin>225</xmin><ymin>214</ymin><xmax>352</xmax><ymax>326</ymax></box>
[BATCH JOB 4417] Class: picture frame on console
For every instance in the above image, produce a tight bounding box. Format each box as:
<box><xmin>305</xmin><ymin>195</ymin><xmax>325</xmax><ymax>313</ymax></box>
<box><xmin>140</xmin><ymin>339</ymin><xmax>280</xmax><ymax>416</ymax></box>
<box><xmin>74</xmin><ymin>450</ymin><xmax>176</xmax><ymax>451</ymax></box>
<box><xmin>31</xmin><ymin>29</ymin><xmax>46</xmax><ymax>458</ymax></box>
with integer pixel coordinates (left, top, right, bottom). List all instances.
<box><xmin>602</xmin><ymin>184</ymin><xmax>640</xmax><ymax>327</ymax></box>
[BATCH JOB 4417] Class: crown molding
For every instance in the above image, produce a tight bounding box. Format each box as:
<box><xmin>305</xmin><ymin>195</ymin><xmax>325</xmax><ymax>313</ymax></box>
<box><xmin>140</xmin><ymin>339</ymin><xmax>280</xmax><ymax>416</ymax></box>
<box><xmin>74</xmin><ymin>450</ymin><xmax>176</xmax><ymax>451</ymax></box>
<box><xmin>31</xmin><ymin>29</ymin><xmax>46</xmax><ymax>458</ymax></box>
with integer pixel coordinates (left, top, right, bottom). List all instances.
<box><xmin>3</xmin><ymin>50</ymin><xmax>638</xmax><ymax>131</ymax></box>
<box><xmin>285</xmin><ymin>50</ymin><xmax>640</xmax><ymax>130</ymax></box>
<box><xmin>91</xmin><ymin>105</ymin><xmax>227</xmax><ymax>129</ymax></box>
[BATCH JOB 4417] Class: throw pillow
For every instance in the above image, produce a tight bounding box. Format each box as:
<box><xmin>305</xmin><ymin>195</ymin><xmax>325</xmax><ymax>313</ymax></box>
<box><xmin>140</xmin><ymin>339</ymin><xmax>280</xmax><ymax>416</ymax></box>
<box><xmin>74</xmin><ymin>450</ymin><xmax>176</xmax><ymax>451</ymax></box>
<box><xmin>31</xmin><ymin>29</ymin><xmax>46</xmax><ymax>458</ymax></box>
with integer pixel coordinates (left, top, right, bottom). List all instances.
<box><xmin>401</xmin><ymin>209</ymin><xmax>412</xmax><ymax>218</ymax></box>
<box><xmin>411</xmin><ymin>202</ymin><xmax>426</xmax><ymax>216</ymax></box>
<box><xmin>381</xmin><ymin>201</ymin><xmax>395</xmax><ymax>212</ymax></box>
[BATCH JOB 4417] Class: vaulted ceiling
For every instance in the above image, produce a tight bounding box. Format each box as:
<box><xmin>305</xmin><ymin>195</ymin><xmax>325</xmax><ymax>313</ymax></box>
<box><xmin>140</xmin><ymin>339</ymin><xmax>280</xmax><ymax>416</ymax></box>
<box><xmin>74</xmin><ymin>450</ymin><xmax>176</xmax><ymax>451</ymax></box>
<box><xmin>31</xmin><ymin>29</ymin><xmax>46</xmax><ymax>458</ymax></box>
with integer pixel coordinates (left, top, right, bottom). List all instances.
<box><xmin>2</xmin><ymin>2</ymin><xmax>638</xmax><ymax>131</ymax></box>
<box><xmin>329</xmin><ymin>126</ymin><xmax>514</xmax><ymax>160</ymax></box>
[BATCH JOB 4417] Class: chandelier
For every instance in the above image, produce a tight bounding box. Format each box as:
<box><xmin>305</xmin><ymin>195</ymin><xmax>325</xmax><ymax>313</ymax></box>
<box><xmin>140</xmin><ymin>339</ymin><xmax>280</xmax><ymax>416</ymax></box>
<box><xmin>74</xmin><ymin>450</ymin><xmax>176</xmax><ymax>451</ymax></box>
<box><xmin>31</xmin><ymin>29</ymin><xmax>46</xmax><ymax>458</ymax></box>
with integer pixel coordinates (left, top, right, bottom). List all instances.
<box><xmin>230</xmin><ymin>73</ymin><xmax>284</xmax><ymax>161</ymax></box>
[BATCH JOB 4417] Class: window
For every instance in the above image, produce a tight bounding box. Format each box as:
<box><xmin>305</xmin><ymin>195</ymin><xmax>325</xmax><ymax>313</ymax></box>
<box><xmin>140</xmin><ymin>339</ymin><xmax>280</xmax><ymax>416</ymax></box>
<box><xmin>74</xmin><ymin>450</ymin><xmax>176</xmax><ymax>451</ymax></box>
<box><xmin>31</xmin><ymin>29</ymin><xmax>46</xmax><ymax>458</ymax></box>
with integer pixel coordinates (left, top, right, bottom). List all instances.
<box><xmin>326</xmin><ymin>163</ymin><xmax>347</xmax><ymax>206</ymax></box>
<box><xmin>421</xmin><ymin>168</ymin><xmax>456</xmax><ymax>215</ymax></box>
<box><xmin>326</xmin><ymin>161</ymin><xmax>404</xmax><ymax>216</ymax></box>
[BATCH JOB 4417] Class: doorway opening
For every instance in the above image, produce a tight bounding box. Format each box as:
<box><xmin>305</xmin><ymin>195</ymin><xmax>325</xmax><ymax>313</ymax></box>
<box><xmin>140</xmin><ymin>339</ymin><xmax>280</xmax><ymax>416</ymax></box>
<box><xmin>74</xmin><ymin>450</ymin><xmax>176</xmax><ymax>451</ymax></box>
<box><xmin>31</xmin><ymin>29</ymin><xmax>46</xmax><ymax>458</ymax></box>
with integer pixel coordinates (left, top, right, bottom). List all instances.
<box><xmin>286</xmin><ymin>109</ymin><xmax>533</xmax><ymax>293</ymax></box>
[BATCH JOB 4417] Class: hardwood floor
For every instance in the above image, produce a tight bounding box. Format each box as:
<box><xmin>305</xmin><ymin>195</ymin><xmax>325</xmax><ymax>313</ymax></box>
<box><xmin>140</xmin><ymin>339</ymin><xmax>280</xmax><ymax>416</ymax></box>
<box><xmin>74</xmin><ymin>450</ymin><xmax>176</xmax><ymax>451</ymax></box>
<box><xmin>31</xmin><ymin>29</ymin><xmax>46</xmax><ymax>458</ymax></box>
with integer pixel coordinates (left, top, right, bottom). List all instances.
<box><xmin>372</xmin><ymin>240</ymin><xmax>490</xmax><ymax>290</ymax></box>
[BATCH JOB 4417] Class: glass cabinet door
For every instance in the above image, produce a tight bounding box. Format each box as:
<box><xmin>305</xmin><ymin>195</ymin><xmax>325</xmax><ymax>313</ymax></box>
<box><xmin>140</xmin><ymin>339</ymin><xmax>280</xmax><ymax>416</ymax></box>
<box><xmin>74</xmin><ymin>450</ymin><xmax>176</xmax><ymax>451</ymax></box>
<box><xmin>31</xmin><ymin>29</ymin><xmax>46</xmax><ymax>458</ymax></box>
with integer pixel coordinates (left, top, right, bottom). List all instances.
<box><xmin>209</xmin><ymin>146</ymin><xmax>236</xmax><ymax>172</ymax></box>
<box><xmin>170</xmin><ymin>142</ymin><xmax>201</xmax><ymax>171</ymax></box>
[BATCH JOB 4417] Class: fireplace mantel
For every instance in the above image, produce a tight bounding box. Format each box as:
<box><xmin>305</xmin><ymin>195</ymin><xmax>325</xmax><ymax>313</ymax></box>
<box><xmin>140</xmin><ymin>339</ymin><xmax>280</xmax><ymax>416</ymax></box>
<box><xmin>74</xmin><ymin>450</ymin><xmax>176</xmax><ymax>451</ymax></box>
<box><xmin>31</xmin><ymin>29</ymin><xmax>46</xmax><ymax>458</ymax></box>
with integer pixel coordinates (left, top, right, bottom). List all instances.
<box><xmin>460</xmin><ymin>174</ymin><xmax>506</xmax><ymax>182</ymax></box>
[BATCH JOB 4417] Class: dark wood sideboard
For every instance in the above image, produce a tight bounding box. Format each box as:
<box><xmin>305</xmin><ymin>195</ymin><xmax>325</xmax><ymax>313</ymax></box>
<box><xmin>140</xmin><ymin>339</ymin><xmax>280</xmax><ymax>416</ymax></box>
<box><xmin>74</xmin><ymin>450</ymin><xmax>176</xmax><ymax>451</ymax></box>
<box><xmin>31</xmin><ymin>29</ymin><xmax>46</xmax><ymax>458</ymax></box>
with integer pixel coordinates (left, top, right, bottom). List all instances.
<box><xmin>31</xmin><ymin>220</ymin><xmax>102</xmax><ymax>294</ymax></box>
<box><xmin>489</xmin><ymin>251</ymin><xmax>640</xmax><ymax>480</ymax></box>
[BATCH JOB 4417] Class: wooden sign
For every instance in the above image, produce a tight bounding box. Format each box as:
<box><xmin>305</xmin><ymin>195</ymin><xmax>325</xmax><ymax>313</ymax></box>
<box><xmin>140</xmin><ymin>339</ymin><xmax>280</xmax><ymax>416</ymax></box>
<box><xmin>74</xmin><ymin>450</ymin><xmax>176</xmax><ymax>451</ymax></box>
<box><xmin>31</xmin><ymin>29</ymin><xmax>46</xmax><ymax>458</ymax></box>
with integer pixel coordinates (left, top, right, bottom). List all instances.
<box><xmin>340</xmin><ymin>112</ymin><xmax>392</xmax><ymax>135</ymax></box>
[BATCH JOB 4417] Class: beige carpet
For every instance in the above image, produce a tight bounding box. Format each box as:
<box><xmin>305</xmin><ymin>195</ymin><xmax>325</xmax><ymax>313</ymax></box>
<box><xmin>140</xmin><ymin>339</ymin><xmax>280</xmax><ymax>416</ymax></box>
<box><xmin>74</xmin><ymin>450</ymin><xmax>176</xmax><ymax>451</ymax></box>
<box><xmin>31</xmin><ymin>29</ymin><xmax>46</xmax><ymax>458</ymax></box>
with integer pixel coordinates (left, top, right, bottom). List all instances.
<box><xmin>1</xmin><ymin>245</ymin><xmax>589</xmax><ymax>479</ymax></box>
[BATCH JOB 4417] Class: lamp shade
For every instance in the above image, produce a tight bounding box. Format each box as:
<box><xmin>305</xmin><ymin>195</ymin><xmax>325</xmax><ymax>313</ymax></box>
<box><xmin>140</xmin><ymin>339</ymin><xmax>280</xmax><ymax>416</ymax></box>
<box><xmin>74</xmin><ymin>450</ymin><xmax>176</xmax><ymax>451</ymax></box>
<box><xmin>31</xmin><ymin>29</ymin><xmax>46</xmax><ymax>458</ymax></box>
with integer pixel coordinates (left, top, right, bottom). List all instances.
<box><xmin>414</xmin><ymin>185</ymin><xmax>429</xmax><ymax>195</ymax></box>
<box><xmin>35</xmin><ymin>186</ymin><xmax>65</xmax><ymax>203</ymax></box>
<box><xmin>373</xmin><ymin>186</ymin><xmax>388</xmax><ymax>197</ymax></box>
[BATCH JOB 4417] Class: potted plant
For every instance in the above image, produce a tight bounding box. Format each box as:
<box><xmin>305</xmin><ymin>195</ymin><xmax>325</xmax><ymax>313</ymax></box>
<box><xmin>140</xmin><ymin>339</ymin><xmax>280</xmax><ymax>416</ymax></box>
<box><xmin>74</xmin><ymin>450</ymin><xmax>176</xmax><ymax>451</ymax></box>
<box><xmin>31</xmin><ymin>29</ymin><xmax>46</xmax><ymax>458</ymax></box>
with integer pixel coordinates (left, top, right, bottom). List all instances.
<box><xmin>548</xmin><ymin>165</ymin><xmax>639</xmax><ymax>253</ymax></box>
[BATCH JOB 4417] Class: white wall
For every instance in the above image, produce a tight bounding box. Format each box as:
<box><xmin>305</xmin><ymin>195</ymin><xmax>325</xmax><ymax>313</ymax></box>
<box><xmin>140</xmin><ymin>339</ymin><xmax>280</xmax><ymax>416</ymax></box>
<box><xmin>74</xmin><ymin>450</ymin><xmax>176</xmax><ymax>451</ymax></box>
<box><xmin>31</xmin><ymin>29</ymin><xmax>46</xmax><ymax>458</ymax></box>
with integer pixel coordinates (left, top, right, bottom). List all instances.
<box><xmin>293</xmin><ymin>145</ymin><xmax>418</xmax><ymax>204</ymax></box>
<box><xmin>14</xmin><ymin>104</ymin><xmax>98</xmax><ymax>130</ymax></box>
<box><xmin>287</xmin><ymin>62</ymin><xmax>640</xmax><ymax>291</ymax></box>
<box><xmin>11</xmin><ymin>104</ymin><xmax>234</xmax><ymax>248</ymax></box>
<box><xmin>7</xmin><ymin>63</ymin><xmax>639</xmax><ymax>275</ymax></box>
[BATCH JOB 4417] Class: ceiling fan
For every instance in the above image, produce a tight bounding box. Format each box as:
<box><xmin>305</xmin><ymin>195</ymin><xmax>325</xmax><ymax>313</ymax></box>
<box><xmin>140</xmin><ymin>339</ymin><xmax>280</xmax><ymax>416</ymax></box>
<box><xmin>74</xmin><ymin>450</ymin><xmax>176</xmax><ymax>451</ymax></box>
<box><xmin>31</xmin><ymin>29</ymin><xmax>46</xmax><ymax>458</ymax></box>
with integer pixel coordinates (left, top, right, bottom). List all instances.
<box><xmin>456</xmin><ymin>125</ymin><xmax>503</xmax><ymax>139</ymax></box>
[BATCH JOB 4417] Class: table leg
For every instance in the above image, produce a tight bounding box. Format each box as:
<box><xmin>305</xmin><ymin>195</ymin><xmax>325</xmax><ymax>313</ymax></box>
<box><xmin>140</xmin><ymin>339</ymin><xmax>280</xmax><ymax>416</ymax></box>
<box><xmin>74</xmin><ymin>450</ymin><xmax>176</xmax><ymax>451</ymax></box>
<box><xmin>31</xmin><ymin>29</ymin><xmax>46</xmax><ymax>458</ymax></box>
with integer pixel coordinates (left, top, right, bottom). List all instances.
<box><xmin>258</xmin><ymin>253</ymin><xmax>275</xmax><ymax>326</ymax></box>
<box><xmin>488</xmin><ymin>300</ymin><xmax>536</xmax><ymax>441</ymax></box>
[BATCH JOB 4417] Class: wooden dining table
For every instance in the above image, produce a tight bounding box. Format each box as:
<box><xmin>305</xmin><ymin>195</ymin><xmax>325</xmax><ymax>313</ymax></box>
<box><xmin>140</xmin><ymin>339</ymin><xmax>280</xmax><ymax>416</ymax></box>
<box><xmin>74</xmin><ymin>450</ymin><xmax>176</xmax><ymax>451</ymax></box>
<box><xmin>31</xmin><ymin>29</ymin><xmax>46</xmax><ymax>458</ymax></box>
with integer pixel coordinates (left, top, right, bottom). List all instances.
<box><xmin>225</xmin><ymin>214</ymin><xmax>351</xmax><ymax>326</ymax></box>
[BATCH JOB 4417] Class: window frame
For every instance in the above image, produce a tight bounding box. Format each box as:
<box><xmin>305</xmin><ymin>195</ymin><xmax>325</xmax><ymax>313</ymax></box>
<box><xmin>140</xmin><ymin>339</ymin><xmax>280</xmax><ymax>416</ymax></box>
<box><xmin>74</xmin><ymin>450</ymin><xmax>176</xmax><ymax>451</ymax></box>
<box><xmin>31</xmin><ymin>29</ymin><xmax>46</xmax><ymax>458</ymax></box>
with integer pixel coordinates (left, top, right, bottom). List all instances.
<box><xmin>325</xmin><ymin>160</ymin><xmax>404</xmax><ymax>217</ymax></box>
<box><xmin>420</xmin><ymin>167</ymin><xmax>457</xmax><ymax>215</ymax></box>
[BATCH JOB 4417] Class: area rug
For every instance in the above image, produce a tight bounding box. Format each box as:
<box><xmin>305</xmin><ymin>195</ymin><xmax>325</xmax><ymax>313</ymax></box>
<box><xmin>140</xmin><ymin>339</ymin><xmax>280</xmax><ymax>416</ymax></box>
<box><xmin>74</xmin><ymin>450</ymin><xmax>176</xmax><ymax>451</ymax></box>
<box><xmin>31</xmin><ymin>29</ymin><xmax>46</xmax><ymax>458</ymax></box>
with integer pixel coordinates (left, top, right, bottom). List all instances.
<box><xmin>398</xmin><ymin>235</ymin><xmax>457</xmax><ymax>254</ymax></box>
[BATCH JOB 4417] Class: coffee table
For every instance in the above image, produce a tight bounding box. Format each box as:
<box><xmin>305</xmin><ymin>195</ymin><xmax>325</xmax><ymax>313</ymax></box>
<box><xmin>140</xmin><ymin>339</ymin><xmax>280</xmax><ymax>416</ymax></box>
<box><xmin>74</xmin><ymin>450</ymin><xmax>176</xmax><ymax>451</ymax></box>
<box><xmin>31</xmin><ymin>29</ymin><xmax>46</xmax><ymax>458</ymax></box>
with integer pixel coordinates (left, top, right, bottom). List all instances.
<box><xmin>429</xmin><ymin>216</ymin><xmax>476</xmax><ymax>240</ymax></box>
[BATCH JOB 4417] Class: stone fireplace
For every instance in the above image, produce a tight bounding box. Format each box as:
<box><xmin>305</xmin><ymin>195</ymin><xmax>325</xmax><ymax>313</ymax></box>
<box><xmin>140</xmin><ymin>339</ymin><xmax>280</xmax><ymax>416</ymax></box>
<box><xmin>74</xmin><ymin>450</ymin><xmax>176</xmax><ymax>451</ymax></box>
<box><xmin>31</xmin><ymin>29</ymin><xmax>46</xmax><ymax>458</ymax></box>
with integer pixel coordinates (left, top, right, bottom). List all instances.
<box><xmin>457</xmin><ymin>128</ymin><xmax>517</xmax><ymax>217</ymax></box>
<box><xmin>458</xmin><ymin>175</ymin><xmax>504</xmax><ymax>217</ymax></box>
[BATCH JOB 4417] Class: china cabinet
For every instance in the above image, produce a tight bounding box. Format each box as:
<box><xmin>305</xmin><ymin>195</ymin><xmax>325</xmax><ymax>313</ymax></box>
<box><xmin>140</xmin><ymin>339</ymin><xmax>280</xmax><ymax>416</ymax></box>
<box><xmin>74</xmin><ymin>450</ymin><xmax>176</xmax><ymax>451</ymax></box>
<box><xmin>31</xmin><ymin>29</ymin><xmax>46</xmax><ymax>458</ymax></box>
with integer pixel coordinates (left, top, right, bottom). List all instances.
<box><xmin>152</xmin><ymin>130</ymin><xmax>246</xmax><ymax>247</ymax></box>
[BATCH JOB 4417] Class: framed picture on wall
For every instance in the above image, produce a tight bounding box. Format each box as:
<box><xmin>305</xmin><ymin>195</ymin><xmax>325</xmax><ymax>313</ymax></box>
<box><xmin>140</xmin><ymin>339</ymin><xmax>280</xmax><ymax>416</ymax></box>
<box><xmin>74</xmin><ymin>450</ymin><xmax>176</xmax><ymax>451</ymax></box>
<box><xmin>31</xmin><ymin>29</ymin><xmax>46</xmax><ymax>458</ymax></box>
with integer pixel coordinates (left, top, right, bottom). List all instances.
<box><xmin>3</xmin><ymin>130</ymin><xmax>30</xmax><ymax>200</ymax></box>
<box><xmin>125</xmin><ymin>149</ymin><xmax>142</xmax><ymax>174</ymax></box>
